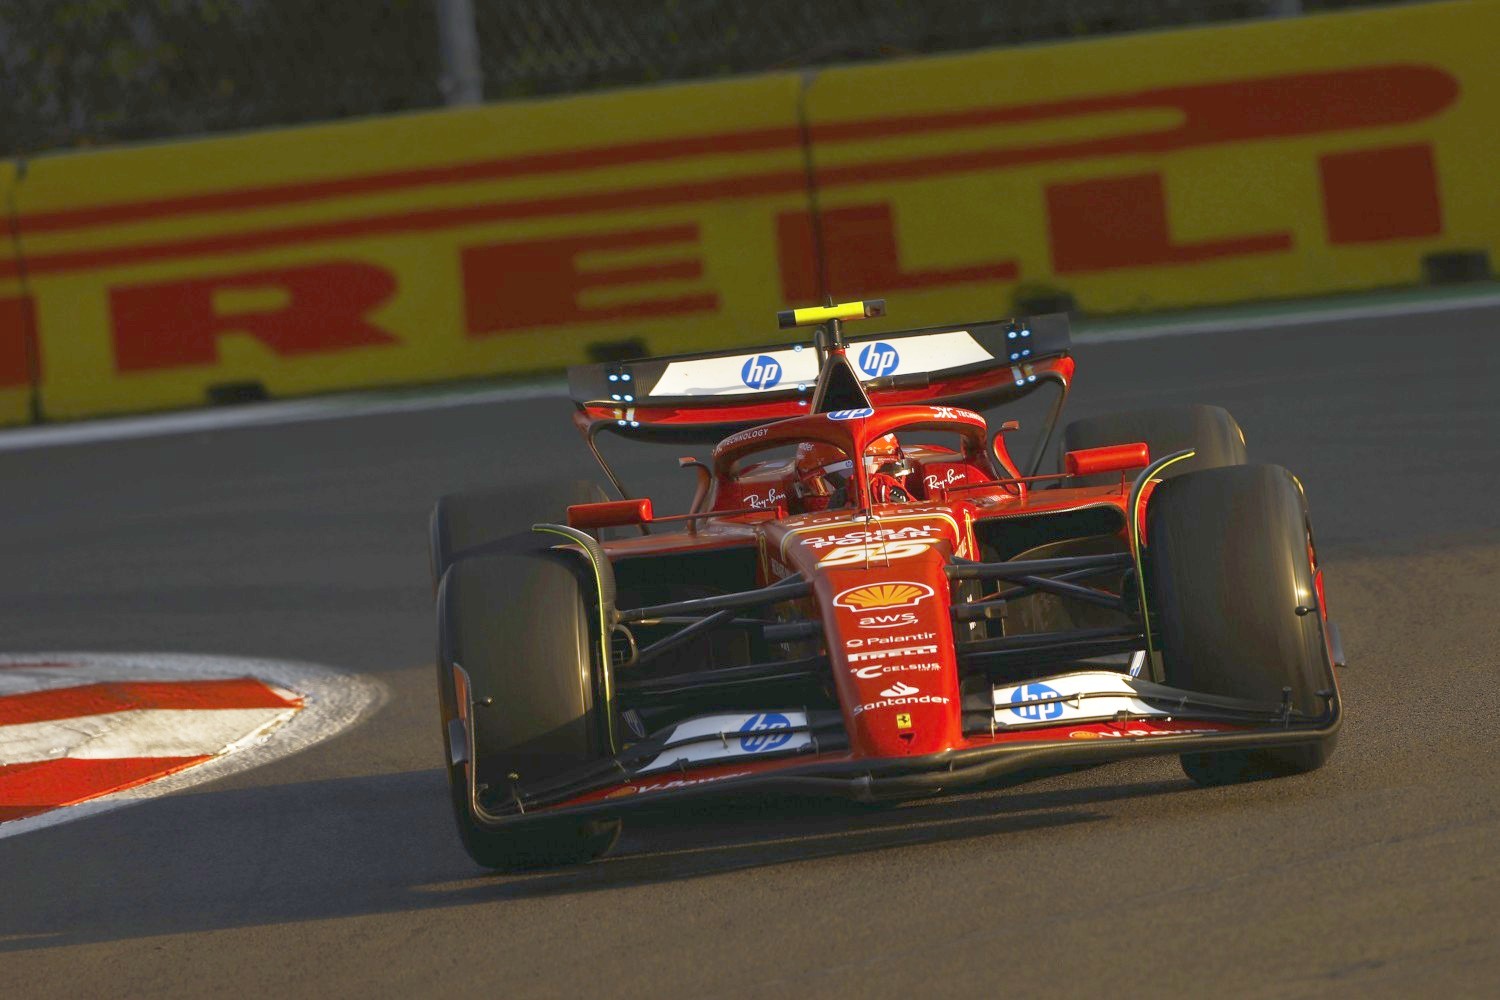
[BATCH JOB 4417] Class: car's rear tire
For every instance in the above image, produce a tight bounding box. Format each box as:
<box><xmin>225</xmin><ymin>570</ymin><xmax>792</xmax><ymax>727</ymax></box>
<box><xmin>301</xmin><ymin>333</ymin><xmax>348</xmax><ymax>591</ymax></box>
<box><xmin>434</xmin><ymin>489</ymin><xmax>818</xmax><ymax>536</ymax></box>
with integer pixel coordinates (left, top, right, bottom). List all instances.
<box><xmin>1061</xmin><ymin>404</ymin><xmax>1247</xmax><ymax>486</ymax></box>
<box><xmin>1145</xmin><ymin>464</ymin><xmax>1337</xmax><ymax>786</ymax></box>
<box><xmin>430</xmin><ymin>480</ymin><xmax>608</xmax><ymax>587</ymax></box>
<box><xmin>436</xmin><ymin>550</ymin><xmax>620</xmax><ymax>869</ymax></box>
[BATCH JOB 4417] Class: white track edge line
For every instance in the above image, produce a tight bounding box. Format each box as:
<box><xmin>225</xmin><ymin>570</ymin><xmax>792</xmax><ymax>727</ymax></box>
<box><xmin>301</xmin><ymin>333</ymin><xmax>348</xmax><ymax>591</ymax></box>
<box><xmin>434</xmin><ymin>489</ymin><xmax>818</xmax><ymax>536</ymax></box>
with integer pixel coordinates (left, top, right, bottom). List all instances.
<box><xmin>0</xmin><ymin>652</ymin><xmax>386</xmax><ymax>842</ymax></box>
<box><xmin>1073</xmin><ymin>289</ymin><xmax>1500</xmax><ymax>344</ymax></box>
<box><xmin>0</xmin><ymin>380</ymin><xmax>568</xmax><ymax>454</ymax></box>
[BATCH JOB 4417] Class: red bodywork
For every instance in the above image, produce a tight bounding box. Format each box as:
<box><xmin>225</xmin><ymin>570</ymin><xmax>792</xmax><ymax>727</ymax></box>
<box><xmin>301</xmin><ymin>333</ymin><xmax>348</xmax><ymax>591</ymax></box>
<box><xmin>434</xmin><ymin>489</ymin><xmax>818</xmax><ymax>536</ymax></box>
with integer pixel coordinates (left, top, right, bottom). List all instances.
<box><xmin>544</xmin><ymin>401</ymin><xmax>1235</xmax><ymax>808</ymax></box>
<box><xmin>456</xmin><ymin>314</ymin><xmax>1341</xmax><ymax>825</ymax></box>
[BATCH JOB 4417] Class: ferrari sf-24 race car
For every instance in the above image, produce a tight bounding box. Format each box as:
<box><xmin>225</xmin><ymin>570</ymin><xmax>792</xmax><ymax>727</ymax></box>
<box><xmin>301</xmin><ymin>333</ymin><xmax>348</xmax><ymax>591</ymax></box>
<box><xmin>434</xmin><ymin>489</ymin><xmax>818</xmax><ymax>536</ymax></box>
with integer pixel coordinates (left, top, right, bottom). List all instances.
<box><xmin>430</xmin><ymin>299</ymin><xmax>1346</xmax><ymax>869</ymax></box>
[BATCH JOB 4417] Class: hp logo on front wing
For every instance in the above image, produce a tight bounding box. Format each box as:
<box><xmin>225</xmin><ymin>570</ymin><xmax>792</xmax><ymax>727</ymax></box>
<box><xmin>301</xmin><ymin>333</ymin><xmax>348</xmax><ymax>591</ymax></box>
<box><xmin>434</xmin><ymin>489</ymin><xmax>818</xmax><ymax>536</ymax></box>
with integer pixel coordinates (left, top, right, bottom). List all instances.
<box><xmin>738</xmin><ymin>712</ymin><xmax>793</xmax><ymax>752</ymax></box>
<box><xmin>1007</xmin><ymin>682</ymin><xmax>1064</xmax><ymax>722</ymax></box>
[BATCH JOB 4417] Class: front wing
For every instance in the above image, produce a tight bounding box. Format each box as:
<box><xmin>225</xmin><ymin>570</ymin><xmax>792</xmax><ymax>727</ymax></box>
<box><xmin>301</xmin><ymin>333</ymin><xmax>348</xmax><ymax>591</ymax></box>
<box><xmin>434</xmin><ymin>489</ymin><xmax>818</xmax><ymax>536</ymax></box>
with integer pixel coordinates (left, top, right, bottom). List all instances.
<box><xmin>453</xmin><ymin>671</ymin><xmax>1342</xmax><ymax>831</ymax></box>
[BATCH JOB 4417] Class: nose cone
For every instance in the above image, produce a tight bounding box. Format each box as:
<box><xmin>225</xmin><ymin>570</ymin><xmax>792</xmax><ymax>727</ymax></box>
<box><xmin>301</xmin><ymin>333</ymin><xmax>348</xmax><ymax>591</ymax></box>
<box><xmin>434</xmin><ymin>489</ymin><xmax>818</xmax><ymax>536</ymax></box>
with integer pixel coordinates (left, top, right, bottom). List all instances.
<box><xmin>770</xmin><ymin>510</ymin><xmax>968</xmax><ymax>757</ymax></box>
<box><xmin>821</xmin><ymin>560</ymin><xmax>963</xmax><ymax>756</ymax></box>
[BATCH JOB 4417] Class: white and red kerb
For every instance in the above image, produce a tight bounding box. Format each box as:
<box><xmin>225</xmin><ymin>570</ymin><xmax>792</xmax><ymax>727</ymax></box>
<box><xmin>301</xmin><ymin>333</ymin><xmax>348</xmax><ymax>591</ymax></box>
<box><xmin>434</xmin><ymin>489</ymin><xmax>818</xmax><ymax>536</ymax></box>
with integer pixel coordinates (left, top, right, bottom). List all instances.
<box><xmin>0</xmin><ymin>663</ymin><xmax>303</xmax><ymax>824</ymax></box>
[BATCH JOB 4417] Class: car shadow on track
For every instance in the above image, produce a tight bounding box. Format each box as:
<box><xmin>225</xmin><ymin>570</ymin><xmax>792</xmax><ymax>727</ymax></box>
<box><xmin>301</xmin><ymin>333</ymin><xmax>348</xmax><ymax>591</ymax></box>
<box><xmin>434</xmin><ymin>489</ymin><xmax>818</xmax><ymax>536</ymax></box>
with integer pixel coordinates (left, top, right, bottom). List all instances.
<box><xmin>449</xmin><ymin>766</ymin><xmax>1191</xmax><ymax>904</ymax></box>
<box><xmin>0</xmin><ymin>764</ymin><xmax>1192</xmax><ymax>951</ymax></box>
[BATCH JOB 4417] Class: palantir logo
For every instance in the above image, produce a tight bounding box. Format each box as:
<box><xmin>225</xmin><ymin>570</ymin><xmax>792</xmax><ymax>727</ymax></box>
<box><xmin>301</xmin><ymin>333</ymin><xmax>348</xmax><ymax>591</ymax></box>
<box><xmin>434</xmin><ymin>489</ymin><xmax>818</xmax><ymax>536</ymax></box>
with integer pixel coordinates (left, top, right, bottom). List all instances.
<box><xmin>738</xmin><ymin>712</ymin><xmax>793</xmax><ymax>752</ymax></box>
<box><xmin>741</xmin><ymin>355</ymin><xmax>782</xmax><ymax>391</ymax></box>
<box><xmin>858</xmin><ymin>342</ymin><xmax>900</xmax><ymax>378</ymax></box>
<box><xmin>1008</xmin><ymin>682</ymin><xmax>1064</xmax><ymax>721</ymax></box>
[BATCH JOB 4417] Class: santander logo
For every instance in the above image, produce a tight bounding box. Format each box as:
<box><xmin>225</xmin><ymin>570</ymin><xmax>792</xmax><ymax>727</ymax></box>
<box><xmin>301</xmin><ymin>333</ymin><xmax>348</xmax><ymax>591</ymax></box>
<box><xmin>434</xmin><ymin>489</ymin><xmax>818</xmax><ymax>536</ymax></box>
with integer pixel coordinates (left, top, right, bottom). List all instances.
<box><xmin>879</xmin><ymin>681</ymin><xmax>919</xmax><ymax>698</ymax></box>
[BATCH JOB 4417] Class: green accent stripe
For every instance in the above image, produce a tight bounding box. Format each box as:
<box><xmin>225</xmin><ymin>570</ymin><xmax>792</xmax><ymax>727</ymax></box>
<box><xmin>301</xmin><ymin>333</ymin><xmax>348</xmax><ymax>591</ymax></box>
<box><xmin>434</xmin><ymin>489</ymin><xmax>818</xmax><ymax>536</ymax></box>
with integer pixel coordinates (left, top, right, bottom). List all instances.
<box><xmin>1131</xmin><ymin>450</ymin><xmax>1197</xmax><ymax>658</ymax></box>
<box><xmin>532</xmin><ymin>526</ymin><xmax>618</xmax><ymax>754</ymax></box>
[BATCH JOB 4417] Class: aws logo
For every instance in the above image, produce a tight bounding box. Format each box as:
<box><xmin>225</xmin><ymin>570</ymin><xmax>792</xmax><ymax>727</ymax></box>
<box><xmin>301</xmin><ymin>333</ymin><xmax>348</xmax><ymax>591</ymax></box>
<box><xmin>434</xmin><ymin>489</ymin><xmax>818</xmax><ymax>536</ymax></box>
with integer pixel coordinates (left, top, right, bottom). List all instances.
<box><xmin>857</xmin><ymin>612</ymin><xmax>919</xmax><ymax>629</ymax></box>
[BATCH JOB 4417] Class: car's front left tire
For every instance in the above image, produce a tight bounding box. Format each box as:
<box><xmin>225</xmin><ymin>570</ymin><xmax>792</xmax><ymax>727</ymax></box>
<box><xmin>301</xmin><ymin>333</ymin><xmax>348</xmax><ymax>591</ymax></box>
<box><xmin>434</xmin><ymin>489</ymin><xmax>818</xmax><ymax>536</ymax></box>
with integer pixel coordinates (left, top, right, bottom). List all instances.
<box><xmin>436</xmin><ymin>549</ymin><xmax>620</xmax><ymax>869</ymax></box>
<box><xmin>429</xmin><ymin>479</ymin><xmax>609</xmax><ymax>587</ymax></box>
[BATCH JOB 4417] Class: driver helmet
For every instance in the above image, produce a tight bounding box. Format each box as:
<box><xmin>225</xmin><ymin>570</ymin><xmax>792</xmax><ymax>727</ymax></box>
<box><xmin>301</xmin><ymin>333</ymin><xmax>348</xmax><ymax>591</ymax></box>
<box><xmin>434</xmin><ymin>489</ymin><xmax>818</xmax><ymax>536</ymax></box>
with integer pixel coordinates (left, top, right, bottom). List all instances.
<box><xmin>863</xmin><ymin>433</ymin><xmax>912</xmax><ymax>478</ymax></box>
<box><xmin>864</xmin><ymin>433</ymin><xmax>915</xmax><ymax>504</ymax></box>
<box><xmin>792</xmin><ymin>441</ymin><xmax>854</xmax><ymax>511</ymax></box>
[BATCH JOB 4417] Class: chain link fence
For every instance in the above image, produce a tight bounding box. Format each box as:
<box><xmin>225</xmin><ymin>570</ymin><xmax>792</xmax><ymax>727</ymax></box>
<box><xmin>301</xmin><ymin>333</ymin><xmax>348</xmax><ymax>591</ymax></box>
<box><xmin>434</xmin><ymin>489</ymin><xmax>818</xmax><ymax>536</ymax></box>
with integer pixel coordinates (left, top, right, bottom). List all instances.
<box><xmin>1</xmin><ymin>0</ymin><xmax>1416</xmax><ymax>158</ymax></box>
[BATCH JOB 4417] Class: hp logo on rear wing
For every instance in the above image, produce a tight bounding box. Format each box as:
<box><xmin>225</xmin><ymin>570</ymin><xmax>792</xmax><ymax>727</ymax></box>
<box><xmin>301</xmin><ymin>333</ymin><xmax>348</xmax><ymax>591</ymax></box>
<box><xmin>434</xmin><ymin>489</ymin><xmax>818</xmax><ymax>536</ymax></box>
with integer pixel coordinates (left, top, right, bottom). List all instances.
<box><xmin>858</xmin><ymin>342</ymin><xmax>900</xmax><ymax>378</ymax></box>
<box><xmin>741</xmin><ymin>355</ymin><xmax>783</xmax><ymax>390</ymax></box>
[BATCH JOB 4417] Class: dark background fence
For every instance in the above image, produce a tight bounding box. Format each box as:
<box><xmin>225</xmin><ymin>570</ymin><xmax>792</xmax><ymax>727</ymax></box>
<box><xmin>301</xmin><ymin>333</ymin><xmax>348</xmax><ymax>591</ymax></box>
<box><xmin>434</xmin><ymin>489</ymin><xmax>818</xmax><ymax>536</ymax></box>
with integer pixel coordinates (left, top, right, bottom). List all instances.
<box><xmin>1</xmin><ymin>0</ymin><xmax>1411</xmax><ymax>158</ymax></box>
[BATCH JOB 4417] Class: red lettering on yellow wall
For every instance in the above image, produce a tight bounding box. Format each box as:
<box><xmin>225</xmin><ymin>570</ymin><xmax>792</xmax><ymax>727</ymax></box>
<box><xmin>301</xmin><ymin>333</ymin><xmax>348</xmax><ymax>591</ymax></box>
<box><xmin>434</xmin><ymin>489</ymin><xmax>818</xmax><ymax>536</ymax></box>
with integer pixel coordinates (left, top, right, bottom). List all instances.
<box><xmin>462</xmin><ymin>223</ymin><xmax>717</xmax><ymax>335</ymax></box>
<box><xmin>110</xmin><ymin>262</ymin><xmax>398</xmax><ymax>372</ymax></box>
<box><xmin>0</xmin><ymin>295</ymin><xmax>38</xmax><ymax>387</ymax></box>
<box><xmin>1320</xmin><ymin>144</ymin><xmax>1443</xmax><ymax>245</ymax></box>
<box><xmin>777</xmin><ymin>203</ymin><xmax>1018</xmax><ymax>302</ymax></box>
<box><xmin>0</xmin><ymin>67</ymin><xmax>1459</xmax><ymax>287</ymax></box>
<box><xmin>1047</xmin><ymin>173</ymin><xmax>1292</xmax><ymax>274</ymax></box>
<box><xmin>813</xmin><ymin>66</ymin><xmax>1457</xmax><ymax>185</ymax></box>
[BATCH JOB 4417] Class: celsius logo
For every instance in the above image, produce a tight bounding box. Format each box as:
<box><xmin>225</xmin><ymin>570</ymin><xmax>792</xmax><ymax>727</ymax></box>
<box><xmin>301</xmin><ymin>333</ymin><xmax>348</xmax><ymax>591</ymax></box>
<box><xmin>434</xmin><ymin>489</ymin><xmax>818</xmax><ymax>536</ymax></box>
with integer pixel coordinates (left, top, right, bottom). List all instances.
<box><xmin>827</xmin><ymin>408</ymin><xmax>874</xmax><ymax>421</ymax></box>
<box><xmin>738</xmin><ymin>712</ymin><xmax>793</xmax><ymax>752</ymax></box>
<box><xmin>879</xmin><ymin>681</ymin><xmax>919</xmax><ymax>698</ymax></box>
<box><xmin>741</xmin><ymin>355</ymin><xmax>782</xmax><ymax>391</ymax></box>
<box><xmin>1007</xmin><ymin>682</ymin><xmax>1063</xmax><ymax>721</ymax></box>
<box><xmin>854</xmin><ymin>662</ymin><xmax>941</xmax><ymax>678</ymax></box>
<box><xmin>858</xmin><ymin>342</ymin><xmax>900</xmax><ymax>378</ymax></box>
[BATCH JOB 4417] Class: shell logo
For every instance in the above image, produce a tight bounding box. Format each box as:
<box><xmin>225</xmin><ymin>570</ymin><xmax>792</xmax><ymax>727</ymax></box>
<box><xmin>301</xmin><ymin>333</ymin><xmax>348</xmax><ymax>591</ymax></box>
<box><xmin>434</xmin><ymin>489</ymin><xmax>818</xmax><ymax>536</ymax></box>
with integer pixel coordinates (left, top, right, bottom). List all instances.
<box><xmin>833</xmin><ymin>581</ymin><xmax>935</xmax><ymax>611</ymax></box>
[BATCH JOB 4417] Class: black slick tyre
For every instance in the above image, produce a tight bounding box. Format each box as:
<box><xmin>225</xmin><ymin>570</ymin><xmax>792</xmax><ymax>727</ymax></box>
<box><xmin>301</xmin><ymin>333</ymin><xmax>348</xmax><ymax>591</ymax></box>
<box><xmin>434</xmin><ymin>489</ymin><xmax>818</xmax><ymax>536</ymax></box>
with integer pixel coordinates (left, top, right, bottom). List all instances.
<box><xmin>430</xmin><ymin>480</ymin><xmax>608</xmax><ymax>587</ymax></box>
<box><xmin>1061</xmin><ymin>404</ymin><xmax>1247</xmax><ymax>486</ymax></box>
<box><xmin>1145</xmin><ymin>464</ymin><xmax>1337</xmax><ymax>786</ymax></box>
<box><xmin>436</xmin><ymin>550</ymin><xmax>620</xmax><ymax>869</ymax></box>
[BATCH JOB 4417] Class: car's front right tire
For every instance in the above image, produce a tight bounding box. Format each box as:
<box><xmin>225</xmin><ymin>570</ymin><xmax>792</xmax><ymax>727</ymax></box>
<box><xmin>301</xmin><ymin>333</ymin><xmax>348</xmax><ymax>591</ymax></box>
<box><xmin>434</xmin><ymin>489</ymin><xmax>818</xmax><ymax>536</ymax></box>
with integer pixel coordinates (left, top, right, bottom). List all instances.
<box><xmin>1144</xmin><ymin>464</ymin><xmax>1339</xmax><ymax>786</ymax></box>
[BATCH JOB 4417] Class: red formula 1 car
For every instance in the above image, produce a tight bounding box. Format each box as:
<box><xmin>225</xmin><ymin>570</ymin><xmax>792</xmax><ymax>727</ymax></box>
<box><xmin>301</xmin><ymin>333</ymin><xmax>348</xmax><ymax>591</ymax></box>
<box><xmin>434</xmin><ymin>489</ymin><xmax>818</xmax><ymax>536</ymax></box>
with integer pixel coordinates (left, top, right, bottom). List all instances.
<box><xmin>430</xmin><ymin>299</ymin><xmax>1345</xmax><ymax>869</ymax></box>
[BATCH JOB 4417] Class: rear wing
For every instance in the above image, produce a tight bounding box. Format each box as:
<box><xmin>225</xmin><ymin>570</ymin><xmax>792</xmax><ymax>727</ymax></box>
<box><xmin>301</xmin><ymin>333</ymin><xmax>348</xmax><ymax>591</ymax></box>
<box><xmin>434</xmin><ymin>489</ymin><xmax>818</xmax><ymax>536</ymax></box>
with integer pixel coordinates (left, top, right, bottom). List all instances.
<box><xmin>568</xmin><ymin>312</ymin><xmax>1073</xmax><ymax>443</ymax></box>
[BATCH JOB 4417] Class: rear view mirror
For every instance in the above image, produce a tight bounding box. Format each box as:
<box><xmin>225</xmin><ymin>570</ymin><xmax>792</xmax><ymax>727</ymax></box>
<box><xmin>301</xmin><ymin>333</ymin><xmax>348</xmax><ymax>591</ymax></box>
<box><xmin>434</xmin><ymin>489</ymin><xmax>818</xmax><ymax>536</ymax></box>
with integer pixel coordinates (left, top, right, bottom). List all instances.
<box><xmin>568</xmin><ymin>498</ymin><xmax>653</xmax><ymax>529</ymax></box>
<box><xmin>1064</xmin><ymin>442</ymin><xmax>1150</xmax><ymax>477</ymax></box>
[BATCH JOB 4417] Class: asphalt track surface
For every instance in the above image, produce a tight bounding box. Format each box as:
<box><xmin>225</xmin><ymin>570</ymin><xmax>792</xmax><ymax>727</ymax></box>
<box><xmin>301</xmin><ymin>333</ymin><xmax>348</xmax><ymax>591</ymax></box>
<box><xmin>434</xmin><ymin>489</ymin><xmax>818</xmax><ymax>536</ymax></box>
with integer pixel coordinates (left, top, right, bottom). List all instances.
<box><xmin>3</xmin><ymin>299</ymin><xmax>1498</xmax><ymax>997</ymax></box>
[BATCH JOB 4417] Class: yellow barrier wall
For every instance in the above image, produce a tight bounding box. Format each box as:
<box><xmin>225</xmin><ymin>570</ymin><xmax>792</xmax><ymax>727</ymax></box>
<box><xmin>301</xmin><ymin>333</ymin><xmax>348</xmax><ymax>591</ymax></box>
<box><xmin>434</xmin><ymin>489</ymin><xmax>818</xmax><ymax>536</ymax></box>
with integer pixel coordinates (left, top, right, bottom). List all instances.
<box><xmin>798</xmin><ymin>0</ymin><xmax>1500</xmax><ymax>316</ymax></box>
<box><xmin>4</xmin><ymin>1</ymin><xmax>1495</xmax><ymax>422</ymax></box>
<box><xmin>13</xmin><ymin>73</ymin><xmax>808</xmax><ymax>419</ymax></box>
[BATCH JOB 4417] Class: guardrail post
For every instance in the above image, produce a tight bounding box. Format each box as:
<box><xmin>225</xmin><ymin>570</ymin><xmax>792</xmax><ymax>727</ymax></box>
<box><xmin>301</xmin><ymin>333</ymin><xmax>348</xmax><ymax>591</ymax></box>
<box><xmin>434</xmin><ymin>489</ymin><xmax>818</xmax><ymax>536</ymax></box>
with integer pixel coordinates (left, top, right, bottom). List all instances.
<box><xmin>435</xmin><ymin>0</ymin><xmax>484</xmax><ymax>105</ymax></box>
